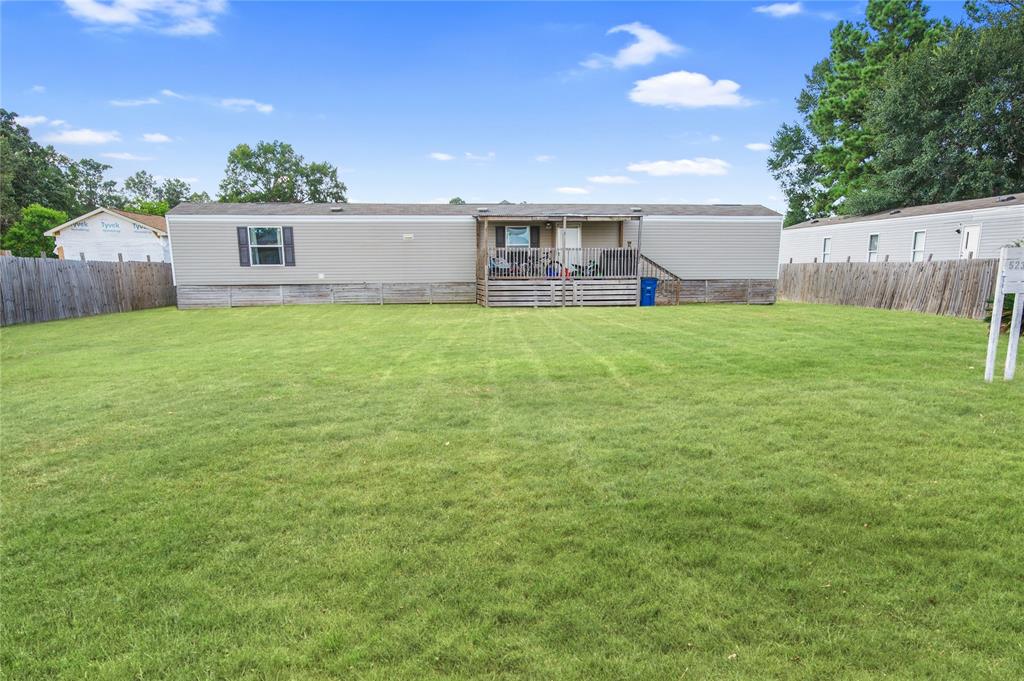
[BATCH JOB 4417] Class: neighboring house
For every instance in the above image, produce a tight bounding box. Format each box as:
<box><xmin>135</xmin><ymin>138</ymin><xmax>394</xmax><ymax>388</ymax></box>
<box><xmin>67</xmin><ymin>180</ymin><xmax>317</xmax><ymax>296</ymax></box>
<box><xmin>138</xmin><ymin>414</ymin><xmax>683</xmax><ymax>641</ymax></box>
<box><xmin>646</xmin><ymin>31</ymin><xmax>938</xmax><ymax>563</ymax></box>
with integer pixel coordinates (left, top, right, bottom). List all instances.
<box><xmin>166</xmin><ymin>202</ymin><xmax>782</xmax><ymax>308</ymax></box>
<box><xmin>780</xmin><ymin>194</ymin><xmax>1024</xmax><ymax>265</ymax></box>
<box><xmin>44</xmin><ymin>208</ymin><xmax>170</xmax><ymax>263</ymax></box>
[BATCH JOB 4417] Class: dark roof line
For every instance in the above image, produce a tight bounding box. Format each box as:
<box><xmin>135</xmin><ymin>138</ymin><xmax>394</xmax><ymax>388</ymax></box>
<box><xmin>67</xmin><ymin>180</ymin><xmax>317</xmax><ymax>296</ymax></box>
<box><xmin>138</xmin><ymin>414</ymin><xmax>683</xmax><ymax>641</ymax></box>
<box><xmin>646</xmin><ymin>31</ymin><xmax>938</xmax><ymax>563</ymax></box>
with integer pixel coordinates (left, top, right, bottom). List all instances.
<box><xmin>168</xmin><ymin>202</ymin><xmax>781</xmax><ymax>218</ymax></box>
<box><xmin>787</xmin><ymin>194</ymin><xmax>1020</xmax><ymax>229</ymax></box>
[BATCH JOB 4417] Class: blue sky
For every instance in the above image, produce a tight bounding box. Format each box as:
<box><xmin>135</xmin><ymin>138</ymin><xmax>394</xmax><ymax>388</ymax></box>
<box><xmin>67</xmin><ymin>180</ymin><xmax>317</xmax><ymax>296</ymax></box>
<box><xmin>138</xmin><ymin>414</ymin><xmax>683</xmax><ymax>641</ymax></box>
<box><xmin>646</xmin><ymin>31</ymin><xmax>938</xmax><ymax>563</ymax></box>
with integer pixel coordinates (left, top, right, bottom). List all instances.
<box><xmin>2</xmin><ymin>1</ymin><xmax>968</xmax><ymax>210</ymax></box>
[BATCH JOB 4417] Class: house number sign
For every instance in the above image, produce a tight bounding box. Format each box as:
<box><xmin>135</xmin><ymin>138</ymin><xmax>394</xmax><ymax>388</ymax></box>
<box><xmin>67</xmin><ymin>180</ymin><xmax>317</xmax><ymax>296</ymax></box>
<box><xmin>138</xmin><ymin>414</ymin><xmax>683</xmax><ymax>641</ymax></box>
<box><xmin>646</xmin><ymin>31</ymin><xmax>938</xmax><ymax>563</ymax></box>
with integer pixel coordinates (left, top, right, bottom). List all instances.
<box><xmin>985</xmin><ymin>247</ymin><xmax>1023</xmax><ymax>381</ymax></box>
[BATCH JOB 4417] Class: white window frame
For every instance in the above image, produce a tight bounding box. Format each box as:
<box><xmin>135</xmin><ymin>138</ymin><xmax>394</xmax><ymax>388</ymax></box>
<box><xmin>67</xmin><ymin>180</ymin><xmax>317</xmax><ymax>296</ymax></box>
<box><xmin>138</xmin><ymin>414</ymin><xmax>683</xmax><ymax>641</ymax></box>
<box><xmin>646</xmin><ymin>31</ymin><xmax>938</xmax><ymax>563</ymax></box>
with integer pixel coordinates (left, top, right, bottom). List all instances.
<box><xmin>248</xmin><ymin>226</ymin><xmax>285</xmax><ymax>266</ymax></box>
<box><xmin>911</xmin><ymin>230</ymin><xmax>927</xmax><ymax>262</ymax></box>
<box><xmin>821</xmin><ymin>237</ymin><xmax>832</xmax><ymax>263</ymax></box>
<box><xmin>867</xmin><ymin>233</ymin><xmax>879</xmax><ymax>262</ymax></box>
<box><xmin>504</xmin><ymin>225</ymin><xmax>530</xmax><ymax>248</ymax></box>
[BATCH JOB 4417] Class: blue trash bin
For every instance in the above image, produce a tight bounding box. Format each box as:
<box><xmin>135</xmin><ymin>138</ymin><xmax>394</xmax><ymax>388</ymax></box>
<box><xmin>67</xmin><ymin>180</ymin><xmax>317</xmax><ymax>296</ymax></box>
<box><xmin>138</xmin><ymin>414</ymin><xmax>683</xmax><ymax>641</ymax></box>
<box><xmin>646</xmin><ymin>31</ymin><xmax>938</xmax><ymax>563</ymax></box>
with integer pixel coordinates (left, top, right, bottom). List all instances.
<box><xmin>640</xmin><ymin>277</ymin><xmax>658</xmax><ymax>306</ymax></box>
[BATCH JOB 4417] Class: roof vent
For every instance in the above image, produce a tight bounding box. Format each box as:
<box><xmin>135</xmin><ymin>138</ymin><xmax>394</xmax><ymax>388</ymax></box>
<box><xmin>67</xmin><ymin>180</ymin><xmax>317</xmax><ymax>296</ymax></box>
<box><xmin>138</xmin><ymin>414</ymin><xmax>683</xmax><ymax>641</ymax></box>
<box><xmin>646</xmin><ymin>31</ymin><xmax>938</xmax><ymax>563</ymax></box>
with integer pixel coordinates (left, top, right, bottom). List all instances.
<box><xmin>888</xmin><ymin>209</ymin><xmax>901</xmax><ymax>215</ymax></box>
<box><xmin>477</xmin><ymin>207</ymin><xmax>490</xmax><ymax>213</ymax></box>
<box><xmin>810</xmin><ymin>219</ymin><xmax>819</xmax><ymax>224</ymax></box>
<box><xmin>995</xmin><ymin>195</ymin><xmax>1017</xmax><ymax>203</ymax></box>
<box><xmin>630</xmin><ymin>206</ymin><xmax>643</xmax><ymax>212</ymax></box>
<box><xmin>330</xmin><ymin>206</ymin><xmax>344</xmax><ymax>212</ymax></box>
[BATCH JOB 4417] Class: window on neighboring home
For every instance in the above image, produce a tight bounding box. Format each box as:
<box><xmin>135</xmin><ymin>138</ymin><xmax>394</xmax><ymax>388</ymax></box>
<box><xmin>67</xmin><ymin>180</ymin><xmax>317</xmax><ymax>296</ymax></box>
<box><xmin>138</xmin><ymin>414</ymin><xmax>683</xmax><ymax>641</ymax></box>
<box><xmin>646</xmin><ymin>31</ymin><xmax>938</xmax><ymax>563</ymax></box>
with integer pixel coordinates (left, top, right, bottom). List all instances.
<box><xmin>911</xmin><ymin>230</ymin><xmax>926</xmax><ymax>262</ymax></box>
<box><xmin>821</xmin><ymin>237</ymin><xmax>832</xmax><ymax>262</ymax></box>
<box><xmin>249</xmin><ymin>226</ymin><xmax>284</xmax><ymax>265</ymax></box>
<box><xmin>505</xmin><ymin>226</ymin><xmax>530</xmax><ymax>247</ymax></box>
<box><xmin>867</xmin><ymin>234</ymin><xmax>879</xmax><ymax>262</ymax></box>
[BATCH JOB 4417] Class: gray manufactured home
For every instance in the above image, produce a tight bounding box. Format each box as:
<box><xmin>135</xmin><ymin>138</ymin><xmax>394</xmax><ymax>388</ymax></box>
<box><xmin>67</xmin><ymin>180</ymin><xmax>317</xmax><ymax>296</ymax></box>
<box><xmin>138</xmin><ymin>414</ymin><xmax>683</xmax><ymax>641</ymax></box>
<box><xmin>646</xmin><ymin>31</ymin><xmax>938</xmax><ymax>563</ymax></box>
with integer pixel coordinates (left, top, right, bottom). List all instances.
<box><xmin>780</xmin><ymin>194</ymin><xmax>1023</xmax><ymax>265</ymax></box>
<box><xmin>166</xmin><ymin>203</ymin><xmax>782</xmax><ymax>308</ymax></box>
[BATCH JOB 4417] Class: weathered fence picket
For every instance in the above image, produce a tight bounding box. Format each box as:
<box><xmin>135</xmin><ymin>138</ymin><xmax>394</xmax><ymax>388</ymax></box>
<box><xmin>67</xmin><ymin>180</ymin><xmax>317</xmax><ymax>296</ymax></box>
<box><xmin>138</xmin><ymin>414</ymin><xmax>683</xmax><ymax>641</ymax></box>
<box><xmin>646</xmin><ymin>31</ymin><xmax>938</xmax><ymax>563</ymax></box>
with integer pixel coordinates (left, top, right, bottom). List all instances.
<box><xmin>778</xmin><ymin>259</ymin><xmax>999</xmax><ymax>320</ymax></box>
<box><xmin>0</xmin><ymin>257</ymin><xmax>175</xmax><ymax>326</ymax></box>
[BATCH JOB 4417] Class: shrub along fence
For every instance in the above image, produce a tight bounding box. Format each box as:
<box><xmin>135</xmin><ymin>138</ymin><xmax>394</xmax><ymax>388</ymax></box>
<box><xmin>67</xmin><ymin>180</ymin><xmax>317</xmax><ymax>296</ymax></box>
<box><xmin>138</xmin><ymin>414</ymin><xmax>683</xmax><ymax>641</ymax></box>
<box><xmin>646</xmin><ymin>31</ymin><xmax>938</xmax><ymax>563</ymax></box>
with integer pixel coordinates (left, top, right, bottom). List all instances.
<box><xmin>0</xmin><ymin>256</ymin><xmax>176</xmax><ymax>326</ymax></box>
<box><xmin>778</xmin><ymin>258</ymin><xmax>999</xmax><ymax>320</ymax></box>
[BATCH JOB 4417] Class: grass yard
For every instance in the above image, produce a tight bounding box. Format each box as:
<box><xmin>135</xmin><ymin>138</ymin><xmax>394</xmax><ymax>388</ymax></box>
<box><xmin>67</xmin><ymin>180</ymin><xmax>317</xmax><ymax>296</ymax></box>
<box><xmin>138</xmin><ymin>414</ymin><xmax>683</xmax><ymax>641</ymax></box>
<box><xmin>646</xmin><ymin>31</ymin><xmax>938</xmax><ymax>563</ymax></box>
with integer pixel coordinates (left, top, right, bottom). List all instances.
<box><xmin>2</xmin><ymin>302</ymin><xmax>1022</xmax><ymax>679</ymax></box>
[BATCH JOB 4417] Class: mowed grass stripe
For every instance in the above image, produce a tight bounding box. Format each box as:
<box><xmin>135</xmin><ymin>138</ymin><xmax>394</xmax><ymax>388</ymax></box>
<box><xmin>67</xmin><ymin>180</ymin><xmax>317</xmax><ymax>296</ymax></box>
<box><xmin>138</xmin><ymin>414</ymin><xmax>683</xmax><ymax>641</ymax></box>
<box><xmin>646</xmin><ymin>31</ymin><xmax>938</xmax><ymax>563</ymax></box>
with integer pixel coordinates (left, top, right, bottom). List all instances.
<box><xmin>2</xmin><ymin>303</ymin><xmax>1022</xmax><ymax>679</ymax></box>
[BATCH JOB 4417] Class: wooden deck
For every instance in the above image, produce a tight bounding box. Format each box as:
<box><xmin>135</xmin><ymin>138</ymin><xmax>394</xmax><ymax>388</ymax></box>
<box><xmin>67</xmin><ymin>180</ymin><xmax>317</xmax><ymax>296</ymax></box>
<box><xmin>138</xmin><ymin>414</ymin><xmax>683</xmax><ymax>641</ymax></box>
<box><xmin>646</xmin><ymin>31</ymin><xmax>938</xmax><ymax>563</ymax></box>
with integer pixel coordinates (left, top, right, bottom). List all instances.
<box><xmin>484</xmin><ymin>278</ymin><xmax>639</xmax><ymax>307</ymax></box>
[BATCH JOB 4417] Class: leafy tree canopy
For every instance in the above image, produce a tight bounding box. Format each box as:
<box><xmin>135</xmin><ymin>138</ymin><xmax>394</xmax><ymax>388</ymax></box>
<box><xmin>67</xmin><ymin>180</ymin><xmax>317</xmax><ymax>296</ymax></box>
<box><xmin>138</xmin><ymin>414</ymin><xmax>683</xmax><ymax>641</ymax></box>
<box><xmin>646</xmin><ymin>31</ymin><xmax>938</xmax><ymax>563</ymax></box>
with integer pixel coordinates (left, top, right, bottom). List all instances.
<box><xmin>846</xmin><ymin>14</ymin><xmax>1024</xmax><ymax>213</ymax></box>
<box><xmin>1</xmin><ymin>203</ymin><xmax>66</xmax><ymax>257</ymax></box>
<box><xmin>218</xmin><ymin>140</ymin><xmax>347</xmax><ymax>203</ymax></box>
<box><xmin>448</xmin><ymin>197</ymin><xmax>467</xmax><ymax>205</ymax></box>
<box><xmin>123</xmin><ymin>200</ymin><xmax>170</xmax><ymax>217</ymax></box>
<box><xmin>768</xmin><ymin>0</ymin><xmax>950</xmax><ymax>225</ymax></box>
<box><xmin>1</xmin><ymin>110</ymin><xmax>75</xmax><ymax>231</ymax></box>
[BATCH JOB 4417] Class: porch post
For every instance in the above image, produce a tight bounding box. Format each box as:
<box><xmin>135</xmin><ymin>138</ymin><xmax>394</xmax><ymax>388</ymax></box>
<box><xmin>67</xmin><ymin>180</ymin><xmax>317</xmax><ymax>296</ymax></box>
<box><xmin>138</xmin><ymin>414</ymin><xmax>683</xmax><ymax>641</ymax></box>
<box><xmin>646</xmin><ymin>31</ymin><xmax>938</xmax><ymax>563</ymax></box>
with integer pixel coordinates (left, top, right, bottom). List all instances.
<box><xmin>635</xmin><ymin>215</ymin><xmax>644</xmax><ymax>306</ymax></box>
<box><xmin>561</xmin><ymin>216</ymin><xmax>567</xmax><ymax>306</ymax></box>
<box><xmin>480</xmin><ymin>218</ymin><xmax>489</xmax><ymax>307</ymax></box>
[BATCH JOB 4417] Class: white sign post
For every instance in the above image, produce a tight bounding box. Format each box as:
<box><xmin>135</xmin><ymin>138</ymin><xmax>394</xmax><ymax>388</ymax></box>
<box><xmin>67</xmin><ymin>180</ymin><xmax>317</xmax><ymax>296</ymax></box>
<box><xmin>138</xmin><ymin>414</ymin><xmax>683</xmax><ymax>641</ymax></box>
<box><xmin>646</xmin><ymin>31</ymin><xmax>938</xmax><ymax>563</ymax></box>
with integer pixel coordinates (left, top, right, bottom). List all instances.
<box><xmin>985</xmin><ymin>246</ymin><xmax>1024</xmax><ymax>382</ymax></box>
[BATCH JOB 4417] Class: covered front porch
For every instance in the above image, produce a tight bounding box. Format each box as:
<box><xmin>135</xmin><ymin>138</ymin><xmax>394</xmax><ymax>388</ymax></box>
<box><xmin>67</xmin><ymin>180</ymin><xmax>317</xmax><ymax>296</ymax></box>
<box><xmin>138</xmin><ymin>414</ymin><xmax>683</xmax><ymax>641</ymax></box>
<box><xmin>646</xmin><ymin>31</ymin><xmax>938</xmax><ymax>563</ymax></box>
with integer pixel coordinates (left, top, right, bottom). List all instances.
<box><xmin>475</xmin><ymin>213</ymin><xmax>651</xmax><ymax>307</ymax></box>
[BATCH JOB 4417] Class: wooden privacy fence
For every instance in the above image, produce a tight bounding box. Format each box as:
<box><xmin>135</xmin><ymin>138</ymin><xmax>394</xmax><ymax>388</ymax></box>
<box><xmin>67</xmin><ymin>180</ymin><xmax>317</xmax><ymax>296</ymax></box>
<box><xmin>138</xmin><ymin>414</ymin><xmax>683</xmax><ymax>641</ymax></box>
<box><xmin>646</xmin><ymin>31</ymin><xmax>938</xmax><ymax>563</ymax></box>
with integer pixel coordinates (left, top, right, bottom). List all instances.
<box><xmin>0</xmin><ymin>257</ymin><xmax>175</xmax><ymax>326</ymax></box>
<box><xmin>778</xmin><ymin>259</ymin><xmax>999</xmax><ymax>319</ymax></box>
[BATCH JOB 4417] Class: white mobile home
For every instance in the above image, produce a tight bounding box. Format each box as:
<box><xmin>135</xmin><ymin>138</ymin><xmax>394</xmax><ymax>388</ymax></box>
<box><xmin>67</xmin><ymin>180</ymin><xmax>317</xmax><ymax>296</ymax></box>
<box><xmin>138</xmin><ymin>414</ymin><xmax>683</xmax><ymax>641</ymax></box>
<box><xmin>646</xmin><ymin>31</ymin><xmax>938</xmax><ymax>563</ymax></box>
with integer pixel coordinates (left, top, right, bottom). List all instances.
<box><xmin>45</xmin><ymin>207</ymin><xmax>170</xmax><ymax>263</ymax></box>
<box><xmin>780</xmin><ymin>195</ymin><xmax>1023</xmax><ymax>264</ymax></box>
<box><xmin>166</xmin><ymin>203</ymin><xmax>782</xmax><ymax>308</ymax></box>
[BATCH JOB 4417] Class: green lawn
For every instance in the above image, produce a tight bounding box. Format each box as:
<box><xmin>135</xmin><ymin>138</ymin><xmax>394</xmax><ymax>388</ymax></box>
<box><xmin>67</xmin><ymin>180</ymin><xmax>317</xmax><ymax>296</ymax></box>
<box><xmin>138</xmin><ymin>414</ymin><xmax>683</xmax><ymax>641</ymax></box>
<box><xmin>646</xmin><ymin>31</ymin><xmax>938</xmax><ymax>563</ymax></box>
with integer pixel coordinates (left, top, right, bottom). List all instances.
<box><xmin>2</xmin><ymin>303</ymin><xmax>1022</xmax><ymax>679</ymax></box>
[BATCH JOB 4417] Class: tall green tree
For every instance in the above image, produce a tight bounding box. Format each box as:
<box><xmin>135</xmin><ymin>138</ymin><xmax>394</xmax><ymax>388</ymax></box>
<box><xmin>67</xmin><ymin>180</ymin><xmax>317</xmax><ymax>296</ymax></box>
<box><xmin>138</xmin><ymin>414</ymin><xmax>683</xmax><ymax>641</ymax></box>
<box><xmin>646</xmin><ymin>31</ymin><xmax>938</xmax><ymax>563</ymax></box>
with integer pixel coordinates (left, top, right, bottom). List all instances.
<box><xmin>218</xmin><ymin>140</ymin><xmax>347</xmax><ymax>203</ymax></box>
<box><xmin>846</xmin><ymin>14</ymin><xmax>1024</xmax><ymax>213</ymax></box>
<box><xmin>448</xmin><ymin>197</ymin><xmax>467</xmax><ymax>205</ymax></box>
<box><xmin>0</xmin><ymin>110</ymin><xmax>74</xmax><ymax>231</ymax></box>
<box><xmin>768</xmin><ymin>0</ymin><xmax>947</xmax><ymax>225</ymax></box>
<box><xmin>1</xmin><ymin>204</ymin><xmax>66</xmax><ymax>257</ymax></box>
<box><xmin>67</xmin><ymin>159</ymin><xmax>123</xmax><ymax>214</ymax></box>
<box><xmin>123</xmin><ymin>170</ymin><xmax>157</xmax><ymax>204</ymax></box>
<box><xmin>156</xmin><ymin>178</ymin><xmax>192</xmax><ymax>207</ymax></box>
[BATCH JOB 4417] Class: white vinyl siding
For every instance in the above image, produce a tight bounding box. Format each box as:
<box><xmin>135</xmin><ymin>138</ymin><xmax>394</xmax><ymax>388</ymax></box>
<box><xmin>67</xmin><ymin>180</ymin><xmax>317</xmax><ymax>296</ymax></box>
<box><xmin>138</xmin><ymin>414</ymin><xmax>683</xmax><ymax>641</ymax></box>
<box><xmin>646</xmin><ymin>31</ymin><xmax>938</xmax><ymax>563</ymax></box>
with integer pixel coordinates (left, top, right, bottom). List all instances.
<box><xmin>169</xmin><ymin>216</ymin><xmax>477</xmax><ymax>286</ymax></box>
<box><xmin>626</xmin><ymin>216</ymin><xmax>782</xmax><ymax>279</ymax></box>
<box><xmin>779</xmin><ymin>205</ymin><xmax>1024</xmax><ymax>264</ymax></box>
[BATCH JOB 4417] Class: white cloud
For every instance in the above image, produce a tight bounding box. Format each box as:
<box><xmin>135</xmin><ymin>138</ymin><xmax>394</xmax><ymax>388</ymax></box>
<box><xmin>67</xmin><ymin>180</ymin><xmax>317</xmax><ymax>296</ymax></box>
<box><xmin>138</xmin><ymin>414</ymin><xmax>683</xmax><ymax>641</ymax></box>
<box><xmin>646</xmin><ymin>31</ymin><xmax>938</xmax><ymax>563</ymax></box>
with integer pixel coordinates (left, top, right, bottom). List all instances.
<box><xmin>582</xmin><ymin>22</ymin><xmax>682</xmax><ymax>69</ymax></box>
<box><xmin>587</xmin><ymin>175</ymin><xmax>637</xmax><ymax>185</ymax></box>
<box><xmin>465</xmin><ymin>151</ymin><xmax>495</xmax><ymax>162</ymax></box>
<box><xmin>16</xmin><ymin>115</ymin><xmax>48</xmax><ymax>127</ymax></box>
<box><xmin>429</xmin><ymin>152</ymin><xmax>454</xmax><ymax>161</ymax></box>
<box><xmin>43</xmin><ymin>128</ymin><xmax>121</xmax><ymax>145</ymax></box>
<box><xmin>50</xmin><ymin>119</ymin><xmax>69</xmax><ymax>127</ymax></box>
<box><xmin>110</xmin><ymin>97</ymin><xmax>160</xmax><ymax>107</ymax></box>
<box><xmin>160</xmin><ymin>88</ymin><xmax>187</xmax><ymax>99</ymax></box>
<box><xmin>754</xmin><ymin>3</ymin><xmax>804</xmax><ymax>18</ymax></box>
<box><xmin>142</xmin><ymin>133</ymin><xmax>172</xmax><ymax>143</ymax></box>
<box><xmin>534</xmin><ymin>154</ymin><xmax>555</xmax><ymax>162</ymax></box>
<box><xmin>627</xmin><ymin>157</ymin><xmax>730</xmax><ymax>177</ymax></box>
<box><xmin>745</xmin><ymin>142</ymin><xmax>771</xmax><ymax>151</ymax></box>
<box><xmin>219</xmin><ymin>98</ymin><xmax>273</xmax><ymax>114</ymax></box>
<box><xmin>31</xmin><ymin>85</ymin><xmax>46</xmax><ymax>93</ymax></box>
<box><xmin>629</xmin><ymin>70</ymin><xmax>751</xmax><ymax>108</ymax></box>
<box><xmin>102</xmin><ymin>152</ymin><xmax>155</xmax><ymax>161</ymax></box>
<box><xmin>556</xmin><ymin>186</ymin><xmax>590</xmax><ymax>195</ymax></box>
<box><xmin>62</xmin><ymin>0</ymin><xmax>227</xmax><ymax>36</ymax></box>
<box><xmin>710</xmin><ymin>134</ymin><xmax>722</xmax><ymax>142</ymax></box>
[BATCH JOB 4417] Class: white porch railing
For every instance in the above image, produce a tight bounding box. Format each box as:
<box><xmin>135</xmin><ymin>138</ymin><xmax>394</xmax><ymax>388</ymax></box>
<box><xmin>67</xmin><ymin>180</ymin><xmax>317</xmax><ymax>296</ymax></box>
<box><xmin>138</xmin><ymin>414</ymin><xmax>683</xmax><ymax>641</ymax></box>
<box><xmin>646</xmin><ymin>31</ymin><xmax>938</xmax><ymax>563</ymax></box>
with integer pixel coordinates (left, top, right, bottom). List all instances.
<box><xmin>487</xmin><ymin>247</ymin><xmax>638</xmax><ymax>280</ymax></box>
